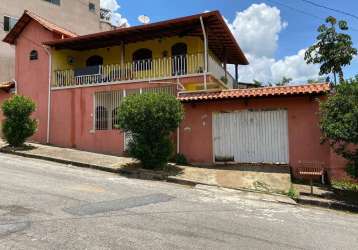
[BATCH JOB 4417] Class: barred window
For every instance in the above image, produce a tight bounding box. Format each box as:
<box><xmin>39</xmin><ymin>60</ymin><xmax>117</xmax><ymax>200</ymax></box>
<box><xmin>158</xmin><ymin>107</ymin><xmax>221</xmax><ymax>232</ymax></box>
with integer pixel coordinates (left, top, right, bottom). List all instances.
<box><xmin>93</xmin><ymin>86</ymin><xmax>176</xmax><ymax>131</ymax></box>
<box><xmin>95</xmin><ymin>106</ymin><xmax>108</xmax><ymax>130</ymax></box>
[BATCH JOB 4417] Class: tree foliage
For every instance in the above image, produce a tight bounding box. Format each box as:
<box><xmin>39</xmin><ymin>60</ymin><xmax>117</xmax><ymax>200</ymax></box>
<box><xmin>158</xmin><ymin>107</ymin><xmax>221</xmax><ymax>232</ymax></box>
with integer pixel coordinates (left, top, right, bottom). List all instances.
<box><xmin>276</xmin><ymin>76</ymin><xmax>292</xmax><ymax>86</ymax></box>
<box><xmin>1</xmin><ymin>95</ymin><xmax>37</xmax><ymax>147</ymax></box>
<box><xmin>117</xmin><ymin>92</ymin><xmax>184</xmax><ymax>169</ymax></box>
<box><xmin>320</xmin><ymin>76</ymin><xmax>358</xmax><ymax>178</ymax></box>
<box><xmin>305</xmin><ymin>16</ymin><xmax>357</xmax><ymax>84</ymax></box>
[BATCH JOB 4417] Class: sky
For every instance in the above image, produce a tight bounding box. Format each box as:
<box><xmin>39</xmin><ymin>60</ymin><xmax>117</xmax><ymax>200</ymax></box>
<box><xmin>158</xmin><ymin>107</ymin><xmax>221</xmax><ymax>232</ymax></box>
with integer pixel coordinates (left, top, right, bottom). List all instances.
<box><xmin>100</xmin><ymin>0</ymin><xmax>358</xmax><ymax>84</ymax></box>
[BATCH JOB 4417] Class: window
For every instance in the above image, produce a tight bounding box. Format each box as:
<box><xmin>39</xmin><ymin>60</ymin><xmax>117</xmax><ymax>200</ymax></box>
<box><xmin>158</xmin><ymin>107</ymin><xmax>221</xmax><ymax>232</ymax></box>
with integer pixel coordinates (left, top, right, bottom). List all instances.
<box><xmin>132</xmin><ymin>49</ymin><xmax>153</xmax><ymax>70</ymax></box>
<box><xmin>112</xmin><ymin>107</ymin><xmax>120</xmax><ymax>129</ymax></box>
<box><xmin>95</xmin><ymin>106</ymin><xmax>108</xmax><ymax>130</ymax></box>
<box><xmin>3</xmin><ymin>16</ymin><xmax>18</xmax><ymax>32</ymax></box>
<box><xmin>171</xmin><ymin>43</ymin><xmax>188</xmax><ymax>76</ymax></box>
<box><xmin>86</xmin><ymin>55</ymin><xmax>103</xmax><ymax>67</ymax></box>
<box><xmin>29</xmin><ymin>50</ymin><xmax>38</xmax><ymax>60</ymax></box>
<box><xmin>89</xmin><ymin>3</ymin><xmax>96</xmax><ymax>12</ymax></box>
<box><xmin>43</xmin><ymin>0</ymin><xmax>61</xmax><ymax>5</ymax></box>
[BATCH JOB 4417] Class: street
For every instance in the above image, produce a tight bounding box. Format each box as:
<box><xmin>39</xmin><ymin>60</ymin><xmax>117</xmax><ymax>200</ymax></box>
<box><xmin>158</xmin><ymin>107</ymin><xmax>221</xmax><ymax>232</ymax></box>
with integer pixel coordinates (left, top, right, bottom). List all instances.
<box><xmin>0</xmin><ymin>153</ymin><xmax>357</xmax><ymax>250</ymax></box>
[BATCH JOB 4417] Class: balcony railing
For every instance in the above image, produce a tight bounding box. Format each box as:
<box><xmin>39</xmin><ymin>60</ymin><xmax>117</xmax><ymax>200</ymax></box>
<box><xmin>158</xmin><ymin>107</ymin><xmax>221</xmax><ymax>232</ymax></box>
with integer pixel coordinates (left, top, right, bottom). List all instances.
<box><xmin>52</xmin><ymin>53</ymin><xmax>236</xmax><ymax>89</ymax></box>
<box><xmin>53</xmin><ymin>53</ymin><xmax>204</xmax><ymax>88</ymax></box>
<box><xmin>208</xmin><ymin>54</ymin><xmax>235</xmax><ymax>88</ymax></box>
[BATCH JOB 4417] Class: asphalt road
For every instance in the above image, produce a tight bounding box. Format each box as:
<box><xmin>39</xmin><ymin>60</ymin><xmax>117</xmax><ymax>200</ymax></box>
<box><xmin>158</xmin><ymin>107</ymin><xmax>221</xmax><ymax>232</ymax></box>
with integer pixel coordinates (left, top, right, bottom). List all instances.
<box><xmin>0</xmin><ymin>153</ymin><xmax>357</xmax><ymax>250</ymax></box>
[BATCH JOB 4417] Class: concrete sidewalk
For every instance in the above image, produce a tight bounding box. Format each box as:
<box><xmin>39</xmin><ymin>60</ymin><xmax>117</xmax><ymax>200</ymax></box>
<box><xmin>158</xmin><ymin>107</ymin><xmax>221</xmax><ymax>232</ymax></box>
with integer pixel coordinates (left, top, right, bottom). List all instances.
<box><xmin>0</xmin><ymin>139</ymin><xmax>292</xmax><ymax>198</ymax></box>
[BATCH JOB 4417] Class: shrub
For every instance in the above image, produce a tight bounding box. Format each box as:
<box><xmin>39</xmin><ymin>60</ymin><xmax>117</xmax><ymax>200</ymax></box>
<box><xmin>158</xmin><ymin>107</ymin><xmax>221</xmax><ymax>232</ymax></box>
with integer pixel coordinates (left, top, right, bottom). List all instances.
<box><xmin>117</xmin><ymin>92</ymin><xmax>184</xmax><ymax>169</ymax></box>
<box><xmin>331</xmin><ymin>179</ymin><xmax>358</xmax><ymax>192</ymax></box>
<box><xmin>1</xmin><ymin>95</ymin><xmax>37</xmax><ymax>147</ymax></box>
<box><xmin>320</xmin><ymin>76</ymin><xmax>358</xmax><ymax>178</ymax></box>
<box><xmin>174</xmin><ymin>153</ymin><xmax>188</xmax><ymax>165</ymax></box>
<box><xmin>287</xmin><ymin>186</ymin><xmax>300</xmax><ymax>200</ymax></box>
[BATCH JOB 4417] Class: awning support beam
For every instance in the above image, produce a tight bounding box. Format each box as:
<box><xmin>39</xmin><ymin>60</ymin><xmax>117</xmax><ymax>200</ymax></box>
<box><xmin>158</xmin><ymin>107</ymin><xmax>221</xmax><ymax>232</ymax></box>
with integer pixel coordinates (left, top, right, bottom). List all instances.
<box><xmin>200</xmin><ymin>16</ymin><xmax>208</xmax><ymax>90</ymax></box>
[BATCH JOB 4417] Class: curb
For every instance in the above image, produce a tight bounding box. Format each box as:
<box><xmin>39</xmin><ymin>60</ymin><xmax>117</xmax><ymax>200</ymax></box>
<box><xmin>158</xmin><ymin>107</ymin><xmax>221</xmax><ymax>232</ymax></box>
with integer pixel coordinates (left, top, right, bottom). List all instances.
<box><xmin>297</xmin><ymin>196</ymin><xmax>358</xmax><ymax>213</ymax></box>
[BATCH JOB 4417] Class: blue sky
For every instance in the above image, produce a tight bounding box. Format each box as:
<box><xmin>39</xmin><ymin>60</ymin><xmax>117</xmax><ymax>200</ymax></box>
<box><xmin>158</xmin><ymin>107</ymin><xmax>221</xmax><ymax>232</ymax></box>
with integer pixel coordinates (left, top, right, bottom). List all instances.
<box><xmin>102</xmin><ymin>0</ymin><xmax>358</xmax><ymax>83</ymax></box>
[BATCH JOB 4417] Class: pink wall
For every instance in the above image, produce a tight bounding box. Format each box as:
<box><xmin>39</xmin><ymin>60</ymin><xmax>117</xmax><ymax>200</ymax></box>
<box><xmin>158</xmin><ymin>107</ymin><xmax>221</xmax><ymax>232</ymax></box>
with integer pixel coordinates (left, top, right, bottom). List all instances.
<box><xmin>50</xmin><ymin>82</ymin><xmax>176</xmax><ymax>155</ymax></box>
<box><xmin>15</xmin><ymin>21</ymin><xmax>61</xmax><ymax>143</ymax></box>
<box><xmin>179</xmin><ymin>96</ymin><xmax>346</xmax><ymax>179</ymax></box>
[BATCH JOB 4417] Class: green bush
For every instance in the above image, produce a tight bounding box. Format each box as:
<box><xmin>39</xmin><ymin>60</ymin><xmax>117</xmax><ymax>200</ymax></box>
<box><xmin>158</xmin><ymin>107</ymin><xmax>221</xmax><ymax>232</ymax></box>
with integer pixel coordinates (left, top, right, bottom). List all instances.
<box><xmin>331</xmin><ymin>179</ymin><xmax>358</xmax><ymax>192</ymax></box>
<box><xmin>1</xmin><ymin>95</ymin><xmax>37</xmax><ymax>147</ymax></box>
<box><xmin>320</xmin><ymin>76</ymin><xmax>358</xmax><ymax>178</ymax></box>
<box><xmin>287</xmin><ymin>186</ymin><xmax>300</xmax><ymax>200</ymax></box>
<box><xmin>174</xmin><ymin>153</ymin><xmax>188</xmax><ymax>165</ymax></box>
<box><xmin>117</xmin><ymin>92</ymin><xmax>184</xmax><ymax>169</ymax></box>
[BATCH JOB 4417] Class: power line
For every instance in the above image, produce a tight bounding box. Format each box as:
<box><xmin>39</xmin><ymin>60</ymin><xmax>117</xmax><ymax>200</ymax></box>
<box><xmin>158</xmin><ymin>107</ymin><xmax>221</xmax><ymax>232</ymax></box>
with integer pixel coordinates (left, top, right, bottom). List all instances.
<box><xmin>299</xmin><ymin>0</ymin><xmax>358</xmax><ymax>20</ymax></box>
<box><xmin>265</xmin><ymin>0</ymin><xmax>358</xmax><ymax>33</ymax></box>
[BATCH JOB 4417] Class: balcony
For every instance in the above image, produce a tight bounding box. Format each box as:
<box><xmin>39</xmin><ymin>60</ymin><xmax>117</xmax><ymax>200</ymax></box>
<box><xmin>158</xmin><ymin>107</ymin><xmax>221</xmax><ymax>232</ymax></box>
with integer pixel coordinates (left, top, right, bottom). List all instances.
<box><xmin>52</xmin><ymin>53</ymin><xmax>236</xmax><ymax>89</ymax></box>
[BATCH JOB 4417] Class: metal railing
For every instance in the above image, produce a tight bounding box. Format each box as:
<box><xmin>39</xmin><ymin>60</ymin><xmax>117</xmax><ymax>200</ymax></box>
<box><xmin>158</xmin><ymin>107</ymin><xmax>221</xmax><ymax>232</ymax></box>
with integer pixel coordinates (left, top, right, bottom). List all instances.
<box><xmin>53</xmin><ymin>53</ymin><xmax>205</xmax><ymax>88</ymax></box>
<box><xmin>208</xmin><ymin>54</ymin><xmax>236</xmax><ymax>88</ymax></box>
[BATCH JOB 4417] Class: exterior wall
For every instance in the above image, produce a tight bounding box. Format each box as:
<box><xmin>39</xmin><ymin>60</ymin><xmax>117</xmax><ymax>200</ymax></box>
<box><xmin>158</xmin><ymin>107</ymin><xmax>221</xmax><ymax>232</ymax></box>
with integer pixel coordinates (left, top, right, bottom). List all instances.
<box><xmin>179</xmin><ymin>96</ymin><xmax>346</xmax><ymax>179</ymax></box>
<box><xmin>52</xmin><ymin>36</ymin><xmax>204</xmax><ymax>70</ymax></box>
<box><xmin>49</xmin><ymin>81</ymin><xmax>178</xmax><ymax>155</ymax></box>
<box><xmin>0</xmin><ymin>0</ymin><xmax>103</xmax><ymax>82</ymax></box>
<box><xmin>15</xmin><ymin>20</ymin><xmax>59</xmax><ymax>142</ymax></box>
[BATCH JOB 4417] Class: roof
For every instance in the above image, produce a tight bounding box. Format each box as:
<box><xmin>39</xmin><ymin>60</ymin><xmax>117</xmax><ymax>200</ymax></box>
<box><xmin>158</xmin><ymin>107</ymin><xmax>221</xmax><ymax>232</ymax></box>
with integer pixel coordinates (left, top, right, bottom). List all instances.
<box><xmin>3</xmin><ymin>10</ymin><xmax>77</xmax><ymax>44</ymax></box>
<box><xmin>0</xmin><ymin>80</ymin><xmax>15</xmax><ymax>92</ymax></box>
<box><xmin>43</xmin><ymin>11</ymin><xmax>248</xmax><ymax>65</ymax></box>
<box><xmin>178</xmin><ymin>83</ymin><xmax>330</xmax><ymax>102</ymax></box>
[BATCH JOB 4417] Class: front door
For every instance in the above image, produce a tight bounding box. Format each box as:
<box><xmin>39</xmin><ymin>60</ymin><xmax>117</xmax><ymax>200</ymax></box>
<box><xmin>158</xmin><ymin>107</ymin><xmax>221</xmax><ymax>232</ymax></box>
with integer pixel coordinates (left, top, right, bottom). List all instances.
<box><xmin>171</xmin><ymin>43</ymin><xmax>187</xmax><ymax>76</ymax></box>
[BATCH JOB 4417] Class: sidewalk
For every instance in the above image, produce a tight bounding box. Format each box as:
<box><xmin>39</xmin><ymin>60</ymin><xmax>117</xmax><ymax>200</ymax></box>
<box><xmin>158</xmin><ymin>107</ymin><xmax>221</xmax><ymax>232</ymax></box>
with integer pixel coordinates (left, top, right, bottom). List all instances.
<box><xmin>293</xmin><ymin>184</ymin><xmax>358</xmax><ymax>213</ymax></box>
<box><xmin>0</xmin><ymin>140</ymin><xmax>293</xmax><ymax>202</ymax></box>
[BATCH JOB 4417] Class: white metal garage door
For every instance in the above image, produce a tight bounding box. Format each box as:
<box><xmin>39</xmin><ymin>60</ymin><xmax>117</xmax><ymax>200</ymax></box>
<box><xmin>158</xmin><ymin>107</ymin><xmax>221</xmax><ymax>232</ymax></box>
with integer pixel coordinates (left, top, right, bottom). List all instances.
<box><xmin>213</xmin><ymin>109</ymin><xmax>289</xmax><ymax>164</ymax></box>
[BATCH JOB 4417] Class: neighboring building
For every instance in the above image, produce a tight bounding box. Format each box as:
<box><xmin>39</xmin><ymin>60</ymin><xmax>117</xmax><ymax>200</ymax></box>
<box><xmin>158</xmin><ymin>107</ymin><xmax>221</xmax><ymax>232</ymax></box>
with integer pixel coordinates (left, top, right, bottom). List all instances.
<box><xmin>0</xmin><ymin>0</ymin><xmax>111</xmax><ymax>82</ymax></box>
<box><xmin>2</xmin><ymin>10</ymin><xmax>348</xmax><ymax>181</ymax></box>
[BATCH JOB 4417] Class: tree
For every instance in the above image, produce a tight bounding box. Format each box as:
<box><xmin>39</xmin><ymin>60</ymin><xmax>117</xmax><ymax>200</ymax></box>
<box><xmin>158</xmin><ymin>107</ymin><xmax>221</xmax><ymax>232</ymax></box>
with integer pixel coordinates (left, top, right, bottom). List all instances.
<box><xmin>305</xmin><ymin>16</ymin><xmax>357</xmax><ymax>84</ymax></box>
<box><xmin>276</xmin><ymin>76</ymin><xmax>292</xmax><ymax>86</ymax></box>
<box><xmin>117</xmin><ymin>92</ymin><xmax>184</xmax><ymax>169</ymax></box>
<box><xmin>1</xmin><ymin>95</ymin><xmax>37</xmax><ymax>147</ymax></box>
<box><xmin>320</xmin><ymin>76</ymin><xmax>358</xmax><ymax>178</ymax></box>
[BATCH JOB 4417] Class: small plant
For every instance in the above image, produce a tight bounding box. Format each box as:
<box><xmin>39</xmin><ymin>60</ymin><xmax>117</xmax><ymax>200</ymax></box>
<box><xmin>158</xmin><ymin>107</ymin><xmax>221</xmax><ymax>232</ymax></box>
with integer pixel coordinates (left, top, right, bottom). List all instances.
<box><xmin>1</xmin><ymin>95</ymin><xmax>37</xmax><ymax>147</ymax></box>
<box><xmin>220</xmin><ymin>76</ymin><xmax>228</xmax><ymax>84</ymax></box>
<box><xmin>331</xmin><ymin>180</ymin><xmax>358</xmax><ymax>192</ymax></box>
<box><xmin>287</xmin><ymin>186</ymin><xmax>300</xmax><ymax>200</ymax></box>
<box><xmin>174</xmin><ymin>153</ymin><xmax>188</xmax><ymax>165</ymax></box>
<box><xmin>117</xmin><ymin>92</ymin><xmax>184</xmax><ymax>169</ymax></box>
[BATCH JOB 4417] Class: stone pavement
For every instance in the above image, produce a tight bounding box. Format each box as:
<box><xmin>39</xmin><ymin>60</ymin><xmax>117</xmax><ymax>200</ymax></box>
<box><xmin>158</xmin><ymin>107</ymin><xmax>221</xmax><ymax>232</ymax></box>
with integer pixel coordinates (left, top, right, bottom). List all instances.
<box><xmin>0</xmin><ymin>139</ymin><xmax>292</xmax><ymax>194</ymax></box>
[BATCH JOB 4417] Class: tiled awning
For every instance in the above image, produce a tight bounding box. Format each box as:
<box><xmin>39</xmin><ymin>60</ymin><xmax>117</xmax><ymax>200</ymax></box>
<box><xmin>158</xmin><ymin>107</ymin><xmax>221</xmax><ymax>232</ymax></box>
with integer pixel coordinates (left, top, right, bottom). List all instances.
<box><xmin>178</xmin><ymin>83</ymin><xmax>331</xmax><ymax>102</ymax></box>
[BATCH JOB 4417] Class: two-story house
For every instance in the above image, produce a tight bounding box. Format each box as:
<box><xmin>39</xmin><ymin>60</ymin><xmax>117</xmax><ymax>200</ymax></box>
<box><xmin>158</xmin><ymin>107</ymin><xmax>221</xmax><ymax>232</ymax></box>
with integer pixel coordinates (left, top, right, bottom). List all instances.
<box><xmin>2</xmin><ymin>9</ymin><xmax>347</xmax><ymax>181</ymax></box>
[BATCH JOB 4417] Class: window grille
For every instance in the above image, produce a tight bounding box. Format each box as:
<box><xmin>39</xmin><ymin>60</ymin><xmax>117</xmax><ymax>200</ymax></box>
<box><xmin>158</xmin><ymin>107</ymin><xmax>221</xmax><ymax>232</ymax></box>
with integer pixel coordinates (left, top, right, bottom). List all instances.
<box><xmin>93</xmin><ymin>86</ymin><xmax>176</xmax><ymax>131</ymax></box>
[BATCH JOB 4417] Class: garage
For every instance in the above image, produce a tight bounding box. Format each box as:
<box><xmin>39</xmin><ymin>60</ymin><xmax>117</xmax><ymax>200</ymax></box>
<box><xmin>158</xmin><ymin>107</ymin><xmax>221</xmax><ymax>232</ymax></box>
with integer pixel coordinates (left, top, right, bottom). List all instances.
<box><xmin>213</xmin><ymin>109</ymin><xmax>289</xmax><ymax>164</ymax></box>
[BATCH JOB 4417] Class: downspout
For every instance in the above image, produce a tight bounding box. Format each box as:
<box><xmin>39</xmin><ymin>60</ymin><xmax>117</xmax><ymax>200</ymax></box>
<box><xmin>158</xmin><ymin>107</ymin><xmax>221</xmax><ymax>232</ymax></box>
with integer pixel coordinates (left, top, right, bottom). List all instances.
<box><xmin>12</xmin><ymin>79</ymin><xmax>17</xmax><ymax>94</ymax></box>
<box><xmin>43</xmin><ymin>46</ymin><xmax>52</xmax><ymax>144</ymax></box>
<box><xmin>200</xmin><ymin>16</ymin><xmax>208</xmax><ymax>90</ymax></box>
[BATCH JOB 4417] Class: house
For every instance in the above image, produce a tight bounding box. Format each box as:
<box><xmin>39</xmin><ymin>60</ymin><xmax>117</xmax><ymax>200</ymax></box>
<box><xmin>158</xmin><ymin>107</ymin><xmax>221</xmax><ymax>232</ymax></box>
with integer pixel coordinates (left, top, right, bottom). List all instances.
<box><xmin>0</xmin><ymin>0</ymin><xmax>112</xmax><ymax>83</ymax></box>
<box><xmin>1</xmin><ymin>10</ymin><xmax>347</xmax><ymax>180</ymax></box>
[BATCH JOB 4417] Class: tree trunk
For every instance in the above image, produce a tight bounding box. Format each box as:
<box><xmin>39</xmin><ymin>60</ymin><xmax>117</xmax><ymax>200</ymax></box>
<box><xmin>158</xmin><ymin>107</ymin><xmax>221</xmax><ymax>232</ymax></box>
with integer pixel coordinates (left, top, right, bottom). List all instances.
<box><xmin>338</xmin><ymin>69</ymin><xmax>344</xmax><ymax>84</ymax></box>
<box><xmin>333</xmin><ymin>72</ymin><xmax>337</xmax><ymax>85</ymax></box>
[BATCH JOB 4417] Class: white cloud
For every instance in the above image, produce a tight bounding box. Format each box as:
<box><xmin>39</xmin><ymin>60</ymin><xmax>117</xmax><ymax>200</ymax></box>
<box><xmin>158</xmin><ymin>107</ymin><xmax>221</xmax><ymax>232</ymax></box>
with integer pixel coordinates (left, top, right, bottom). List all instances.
<box><xmin>227</xmin><ymin>3</ymin><xmax>319</xmax><ymax>84</ymax></box>
<box><xmin>100</xmin><ymin>0</ymin><xmax>129</xmax><ymax>27</ymax></box>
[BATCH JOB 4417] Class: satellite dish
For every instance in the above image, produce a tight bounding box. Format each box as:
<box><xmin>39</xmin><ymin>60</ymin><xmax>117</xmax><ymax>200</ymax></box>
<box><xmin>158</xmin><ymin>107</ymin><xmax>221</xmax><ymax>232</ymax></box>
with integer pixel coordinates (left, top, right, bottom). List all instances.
<box><xmin>138</xmin><ymin>15</ymin><xmax>150</xmax><ymax>24</ymax></box>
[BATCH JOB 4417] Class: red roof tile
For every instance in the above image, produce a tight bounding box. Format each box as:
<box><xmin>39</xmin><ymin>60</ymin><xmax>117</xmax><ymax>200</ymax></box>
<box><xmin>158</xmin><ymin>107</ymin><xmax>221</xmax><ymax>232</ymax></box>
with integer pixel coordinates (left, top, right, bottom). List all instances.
<box><xmin>178</xmin><ymin>83</ymin><xmax>330</xmax><ymax>102</ymax></box>
<box><xmin>3</xmin><ymin>10</ymin><xmax>77</xmax><ymax>44</ymax></box>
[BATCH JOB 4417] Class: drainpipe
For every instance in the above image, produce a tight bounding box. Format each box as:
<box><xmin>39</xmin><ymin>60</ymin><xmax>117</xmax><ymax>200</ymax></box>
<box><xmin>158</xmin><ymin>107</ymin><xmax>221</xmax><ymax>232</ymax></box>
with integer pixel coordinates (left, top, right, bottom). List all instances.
<box><xmin>43</xmin><ymin>46</ymin><xmax>52</xmax><ymax>144</ymax></box>
<box><xmin>200</xmin><ymin>16</ymin><xmax>208</xmax><ymax>90</ymax></box>
<box><xmin>12</xmin><ymin>79</ymin><xmax>17</xmax><ymax>94</ymax></box>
